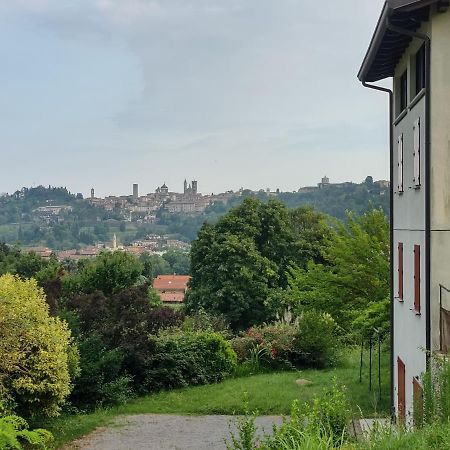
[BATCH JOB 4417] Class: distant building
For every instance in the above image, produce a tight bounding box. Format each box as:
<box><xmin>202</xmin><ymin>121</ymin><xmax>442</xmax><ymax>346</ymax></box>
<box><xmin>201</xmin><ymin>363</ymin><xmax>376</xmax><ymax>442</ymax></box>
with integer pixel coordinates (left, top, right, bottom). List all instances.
<box><xmin>133</xmin><ymin>183</ymin><xmax>139</xmax><ymax>199</ymax></box>
<box><xmin>153</xmin><ymin>274</ymin><xmax>191</xmax><ymax>304</ymax></box>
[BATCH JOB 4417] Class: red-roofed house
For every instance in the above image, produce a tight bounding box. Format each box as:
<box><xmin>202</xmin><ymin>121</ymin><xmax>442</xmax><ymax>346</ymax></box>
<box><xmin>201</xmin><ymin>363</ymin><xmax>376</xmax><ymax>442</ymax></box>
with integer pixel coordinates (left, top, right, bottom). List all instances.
<box><xmin>153</xmin><ymin>274</ymin><xmax>190</xmax><ymax>304</ymax></box>
<box><xmin>153</xmin><ymin>275</ymin><xmax>191</xmax><ymax>303</ymax></box>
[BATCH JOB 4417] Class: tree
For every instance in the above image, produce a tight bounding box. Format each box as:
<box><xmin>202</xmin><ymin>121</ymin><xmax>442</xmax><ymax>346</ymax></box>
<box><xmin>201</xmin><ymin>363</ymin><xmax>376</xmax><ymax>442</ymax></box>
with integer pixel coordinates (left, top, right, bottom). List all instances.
<box><xmin>287</xmin><ymin>208</ymin><xmax>389</xmax><ymax>334</ymax></box>
<box><xmin>186</xmin><ymin>199</ymin><xmax>330</xmax><ymax>329</ymax></box>
<box><xmin>0</xmin><ymin>274</ymin><xmax>79</xmax><ymax>417</ymax></box>
<box><xmin>64</xmin><ymin>251</ymin><xmax>143</xmax><ymax>296</ymax></box>
<box><xmin>186</xmin><ymin>231</ymin><xmax>278</xmax><ymax>330</ymax></box>
<box><xmin>162</xmin><ymin>250</ymin><xmax>190</xmax><ymax>275</ymax></box>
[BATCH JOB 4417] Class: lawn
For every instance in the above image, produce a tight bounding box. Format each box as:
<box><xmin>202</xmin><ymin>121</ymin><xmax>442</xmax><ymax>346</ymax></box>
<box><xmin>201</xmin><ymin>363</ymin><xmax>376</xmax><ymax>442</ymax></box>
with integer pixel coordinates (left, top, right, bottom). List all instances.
<box><xmin>43</xmin><ymin>347</ymin><xmax>389</xmax><ymax>448</ymax></box>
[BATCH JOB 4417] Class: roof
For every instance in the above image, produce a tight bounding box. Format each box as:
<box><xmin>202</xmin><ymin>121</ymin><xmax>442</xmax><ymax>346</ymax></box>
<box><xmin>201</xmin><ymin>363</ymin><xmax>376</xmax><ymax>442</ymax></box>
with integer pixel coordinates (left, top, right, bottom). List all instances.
<box><xmin>160</xmin><ymin>292</ymin><xmax>185</xmax><ymax>303</ymax></box>
<box><xmin>153</xmin><ymin>274</ymin><xmax>191</xmax><ymax>291</ymax></box>
<box><xmin>358</xmin><ymin>0</ymin><xmax>447</xmax><ymax>82</ymax></box>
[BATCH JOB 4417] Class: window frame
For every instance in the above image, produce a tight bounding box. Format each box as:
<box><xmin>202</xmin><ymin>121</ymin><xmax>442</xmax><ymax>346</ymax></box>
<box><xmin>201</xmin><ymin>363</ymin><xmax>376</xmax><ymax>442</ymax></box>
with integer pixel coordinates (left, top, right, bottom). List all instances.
<box><xmin>415</xmin><ymin>44</ymin><xmax>426</xmax><ymax>96</ymax></box>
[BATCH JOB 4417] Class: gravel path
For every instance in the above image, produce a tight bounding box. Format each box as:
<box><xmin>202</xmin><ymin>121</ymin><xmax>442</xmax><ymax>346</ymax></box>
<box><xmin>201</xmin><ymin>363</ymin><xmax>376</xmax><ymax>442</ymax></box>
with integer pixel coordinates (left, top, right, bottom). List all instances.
<box><xmin>65</xmin><ymin>414</ymin><xmax>284</xmax><ymax>450</ymax></box>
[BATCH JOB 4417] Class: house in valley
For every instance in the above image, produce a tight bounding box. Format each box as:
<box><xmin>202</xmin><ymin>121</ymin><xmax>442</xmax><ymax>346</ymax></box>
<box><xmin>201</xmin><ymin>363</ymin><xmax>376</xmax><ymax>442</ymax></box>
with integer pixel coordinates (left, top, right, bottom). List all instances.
<box><xmin>153</xmin><ymin>274</ymin><xmax>191</xmax><ymax>304</ymax></box>
<box><xmin>358</xmin><ymin>0</ymin><xmax>450</xmax><ymax>425</ymax></box>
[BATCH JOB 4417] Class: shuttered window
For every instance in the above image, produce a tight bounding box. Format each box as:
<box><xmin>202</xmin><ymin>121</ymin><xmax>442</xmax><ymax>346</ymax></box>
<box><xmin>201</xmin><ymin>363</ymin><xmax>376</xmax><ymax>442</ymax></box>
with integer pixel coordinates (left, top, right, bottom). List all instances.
<box><xmin>398</xmin><ymin>357</ymin><xmax>406</xmax><ymax>424</ymax></box>
<box><xmin>413</xmin><ymin>377</ymin><xmax>424</xmax><ymax>427</ymax></box>
<box><xmin>413</xmin><ymin>118</ymin><xmax>421</xmax><ymax>187</ymax></box>
<box><xmin>398</xmin><ymin>134</ymin><xmax>404</xmax><ymax>193</ymax></box>
<box><xmin>414</xmin><ymin>245</ymin><xmax>421</xmax><ymax>314</ymax></box>
<box><xmin>398</xmin><ymin>243</ymin><xmax>404</xmax><ymax>300</ymax></box>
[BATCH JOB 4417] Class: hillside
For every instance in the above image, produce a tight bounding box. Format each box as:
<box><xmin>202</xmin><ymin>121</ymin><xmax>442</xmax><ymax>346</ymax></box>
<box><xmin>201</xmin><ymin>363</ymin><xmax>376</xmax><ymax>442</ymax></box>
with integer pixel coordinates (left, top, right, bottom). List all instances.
<box><xmin>0</xmin><ymin>180</ymin><xmax>389</xmax><ymax>249</ymax></box>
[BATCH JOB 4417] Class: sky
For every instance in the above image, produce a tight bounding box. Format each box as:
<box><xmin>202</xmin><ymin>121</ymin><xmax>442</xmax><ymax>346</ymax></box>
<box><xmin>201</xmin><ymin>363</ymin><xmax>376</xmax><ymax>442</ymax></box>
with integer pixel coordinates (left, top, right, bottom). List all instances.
<box><xmin>0</xmin><ymin>0</ymin><xmax>390</xmax><ymax>198</ymax></box>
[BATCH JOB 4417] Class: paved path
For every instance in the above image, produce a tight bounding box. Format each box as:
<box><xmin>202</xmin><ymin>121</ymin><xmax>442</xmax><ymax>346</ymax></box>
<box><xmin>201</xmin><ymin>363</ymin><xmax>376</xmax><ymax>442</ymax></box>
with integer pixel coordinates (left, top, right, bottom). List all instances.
<box><xmin>65</xmin><ymin>414</ymin><xmax>284</xmax><ymax>450</ymax></box>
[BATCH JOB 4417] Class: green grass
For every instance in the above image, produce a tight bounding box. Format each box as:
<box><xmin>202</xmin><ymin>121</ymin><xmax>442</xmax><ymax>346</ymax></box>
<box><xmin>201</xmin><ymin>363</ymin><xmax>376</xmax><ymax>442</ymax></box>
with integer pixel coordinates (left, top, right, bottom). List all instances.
<box><xmin>42</xmin><ymin>347</ymin><xmax>389</xmax><ymax>448</ymax></box>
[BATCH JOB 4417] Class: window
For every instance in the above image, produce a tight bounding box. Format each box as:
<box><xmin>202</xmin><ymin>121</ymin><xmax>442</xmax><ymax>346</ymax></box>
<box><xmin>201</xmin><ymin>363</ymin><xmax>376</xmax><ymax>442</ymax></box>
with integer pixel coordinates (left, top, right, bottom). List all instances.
<box><xmin>415</xmin><ymin>45</ymin><xmax>426</xmax><ymax>96</ymax></box>
<box><xmin>400</xmin><ymin>70</ymin><xmax>408</xmax><ymax>112</ymax></box>
<box><xmin>397</xmin><ymin>134</ymin><xmax>404</xmax><ymax>193</ymax></box>
<box><xmin>398</xmin><ymin>243</ymin><xmax>404</xmax><ymax>300</ymax></box>
<box><xmin>398</xmin><ymin>357</ymin><xmax>406</xmax><ymax>424</ymax></box>
<box><xmin>414</xmin><ymin>245</ymin><xmax>421</xmax><ymax>314</ymax></box>
<box><xmin>413</xmin><ymin>118</ymin><xmax>421</xmax><ymax>187</ymax></box>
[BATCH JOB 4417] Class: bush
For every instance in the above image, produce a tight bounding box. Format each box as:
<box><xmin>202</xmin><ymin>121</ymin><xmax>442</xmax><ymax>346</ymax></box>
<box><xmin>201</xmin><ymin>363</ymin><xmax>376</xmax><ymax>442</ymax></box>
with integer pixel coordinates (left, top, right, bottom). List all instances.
<box><xmin>293</xmin><ymin>310</ymin><xmax>339</xmax><ymax>368</ymax></box>
<box><xmin>144</xmin><ymin>331</ymin><xmax>237</xmax><ymax>391</ymax></box>
<box><xmin>69</xmin><ymin>334</ymin><xmax>132</xmax><ymax>408</ymax></box>
<box><xmin>0</xmin><ymin>275</ymin><xmax>79</xmax><ymax>417</ymax></box>
<box><xmin>232</xmin><ymin>312</ymin><xmax>339</xmax><ymax>370</ymax></box>
<box><xmin>0</xmin><ymin>414</ymin><xmax>53</xmax><ymax>449</ymax></box>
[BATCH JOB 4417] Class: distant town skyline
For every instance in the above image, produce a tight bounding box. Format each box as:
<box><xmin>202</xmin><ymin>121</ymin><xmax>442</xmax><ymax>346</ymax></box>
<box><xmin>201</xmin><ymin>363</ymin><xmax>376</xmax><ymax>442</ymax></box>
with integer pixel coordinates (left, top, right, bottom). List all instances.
<box><xmin>0</xmin><ymin>0</ymin><xmax>388</xmax><ymax>197</ymax></box>
<box><xmin>2</xmin><ymin>174</ymin><xmax>387</xmax><ymax>199</ymax></box>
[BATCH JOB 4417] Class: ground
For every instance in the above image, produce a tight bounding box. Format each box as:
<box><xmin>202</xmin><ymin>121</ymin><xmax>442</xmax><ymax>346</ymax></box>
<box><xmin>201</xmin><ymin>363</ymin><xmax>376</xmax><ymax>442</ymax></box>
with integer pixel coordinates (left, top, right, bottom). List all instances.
<box><xmin>63</xmin><ymin>414</ymin><xmax>283</xmax><ymax>450</ymax></box>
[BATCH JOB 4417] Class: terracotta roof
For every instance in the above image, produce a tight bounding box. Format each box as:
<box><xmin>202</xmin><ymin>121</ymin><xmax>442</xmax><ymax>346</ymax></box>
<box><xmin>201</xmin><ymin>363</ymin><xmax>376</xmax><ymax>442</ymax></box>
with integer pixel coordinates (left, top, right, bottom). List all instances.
<box><xmin>153</xmin><ymin>275</ymin><xmax>190</xmax><ymax>291</ymax></box>
<box><xmin>160</xmin><ymin>292</ymin><xmax>185</xmax><ymax>303</ymax></box>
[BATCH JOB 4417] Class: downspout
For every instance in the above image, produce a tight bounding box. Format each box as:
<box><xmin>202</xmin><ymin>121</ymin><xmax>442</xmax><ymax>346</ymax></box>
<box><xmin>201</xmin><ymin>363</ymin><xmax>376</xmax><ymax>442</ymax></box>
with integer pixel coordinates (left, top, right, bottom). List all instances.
<box><xmin>386</xmin><ymin>22</ymin><xmax>431</xmax><ymax>367</ymax></box>
<box><xmin>362</xmin><ymin>81</ymin><xmax>394</xmax><ymax>420</ymax></box>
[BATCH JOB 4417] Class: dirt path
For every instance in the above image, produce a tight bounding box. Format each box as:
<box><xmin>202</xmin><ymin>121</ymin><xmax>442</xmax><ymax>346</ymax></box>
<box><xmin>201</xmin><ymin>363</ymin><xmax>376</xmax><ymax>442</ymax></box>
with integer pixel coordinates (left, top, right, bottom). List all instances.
<box><xmin>64</xmin><ymin>414</ymin><xmax>284</xmax><ymax>450</ymax></box>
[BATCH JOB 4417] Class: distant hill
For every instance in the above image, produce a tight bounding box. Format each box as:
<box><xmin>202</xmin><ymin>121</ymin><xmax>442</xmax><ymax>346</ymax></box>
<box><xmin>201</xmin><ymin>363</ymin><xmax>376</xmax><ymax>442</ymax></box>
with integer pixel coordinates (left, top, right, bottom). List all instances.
<box><xmin>0</xmin><ymin>180</ymin><xmax>389</xmax><ymax>249</ymax></box>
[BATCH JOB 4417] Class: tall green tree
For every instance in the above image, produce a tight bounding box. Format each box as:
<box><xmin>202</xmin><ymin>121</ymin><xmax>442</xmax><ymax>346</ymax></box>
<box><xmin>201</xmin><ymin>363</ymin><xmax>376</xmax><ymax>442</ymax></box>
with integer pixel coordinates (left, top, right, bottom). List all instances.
<box><xmin>287</xmin><ymin>208</ymin><xmax>389</xmax><ymax>334</ymax></box>
<box><xmin>186</xmin><ymin>199</ymin><xmax>328</xmax><ymax>329</ymax></box>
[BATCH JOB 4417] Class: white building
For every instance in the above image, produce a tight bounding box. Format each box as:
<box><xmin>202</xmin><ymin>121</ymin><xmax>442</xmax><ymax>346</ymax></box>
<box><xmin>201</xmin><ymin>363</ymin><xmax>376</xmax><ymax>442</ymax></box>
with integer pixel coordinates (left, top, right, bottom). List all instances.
<box><xmin>358</xmin><ymin>0</ymin><xmax>450</xmax><ymax>425</ymax></box>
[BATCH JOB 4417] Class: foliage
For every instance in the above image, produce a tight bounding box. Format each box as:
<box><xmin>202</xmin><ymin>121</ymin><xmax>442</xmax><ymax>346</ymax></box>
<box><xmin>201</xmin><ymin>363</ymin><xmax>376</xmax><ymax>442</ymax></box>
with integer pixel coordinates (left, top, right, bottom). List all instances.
<box><xmin>0</xmin><ymin>275</ymin><xmax>78</xmax><ymax>417</ymax></box>
<box><xmin>226</xmin><ymin>396</ymin><xmax>258</xmax><ymax>450</ymax></box>
<box><xmin>287</xmin><ymin>208</ymin><xmax>389</xmax><ymax>335</ymax></box>
<box><xmin>294</xmin><ymin>310</ymin><xmax>340</xmax><ymax>368</ymax></box>
<box><xmin>144</xmin><ymin>331</ymin><xmax>237</xmax><ymax>391</ymax></box>
<box><xmin>0</xmin><ymin>414</ymin><xmax>53</xmax><ymax>450</ymax></box>
<box><xmin>226</xmin><ymin>382</ymin><xmax>350</xmax><ymax>450</ymax></box>
<box><xmin>65</xmin><ymin>284</ymin><xmax>184</xmax><ymax>405</ymax></box>
<box><xmin>232</xmin><ymin>312</ymin><xmax>339</xmax><ymax>370</ymax></box>
<box><xmin>62</xmin><ymin>251</ymin><xmax>143</xmax><ymax>296</ymax></box>
<box><xmin>69</xmin><ymin>333</ymin><xmax>133</xmax><ymax>408</ymax></box>
<box><xmin>422</xmin><ymin>353</ymin><xmax>450</xmax><ymax>427</ymax></box>
<box><xmin>187</xmin><ymin>199</ymin><xmax>329</xmax><ymax>329</ymax></box>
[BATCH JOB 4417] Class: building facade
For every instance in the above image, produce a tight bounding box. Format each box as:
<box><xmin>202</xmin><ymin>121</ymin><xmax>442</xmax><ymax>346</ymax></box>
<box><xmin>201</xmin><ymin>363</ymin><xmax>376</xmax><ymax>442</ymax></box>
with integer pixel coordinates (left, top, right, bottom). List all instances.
<box><xmin>358</xmin><ymin>0</ymin><xmax>450</xmax><ymax>425</ymax></box>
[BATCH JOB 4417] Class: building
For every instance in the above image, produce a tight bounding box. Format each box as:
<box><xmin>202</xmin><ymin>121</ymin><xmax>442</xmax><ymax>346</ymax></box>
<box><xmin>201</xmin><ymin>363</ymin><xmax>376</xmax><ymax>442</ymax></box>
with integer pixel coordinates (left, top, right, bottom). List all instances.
<box><xmin>133</xmin><ymin>183</ymin><xmax>139</xmax><ymax>200</ymax></box>
<box><xmin>153</xmin><ymin>274</ymin><xmax>191</xmax><ymax>304</ymax></box>
<box><xmin>358</xmin><ymin>0</ymin><xmax>450</xmax><ymax>425</ymax></box>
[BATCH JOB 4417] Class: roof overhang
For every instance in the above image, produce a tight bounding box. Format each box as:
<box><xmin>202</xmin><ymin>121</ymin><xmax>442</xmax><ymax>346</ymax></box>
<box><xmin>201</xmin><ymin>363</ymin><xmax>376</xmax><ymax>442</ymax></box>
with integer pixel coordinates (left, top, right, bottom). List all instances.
<box><xmin>358</xmin><ymin>0</ymin><xmax>447</xmax><ymax>83</ymax></box>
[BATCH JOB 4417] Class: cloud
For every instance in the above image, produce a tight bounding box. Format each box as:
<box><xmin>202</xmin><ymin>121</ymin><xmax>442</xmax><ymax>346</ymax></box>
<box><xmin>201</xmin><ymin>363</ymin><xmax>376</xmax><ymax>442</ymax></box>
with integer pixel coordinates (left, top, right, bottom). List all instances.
<box><xmin>0</xmin><ymin>0</ymin><xmax>389</xmax><ymax>195</ymax></box>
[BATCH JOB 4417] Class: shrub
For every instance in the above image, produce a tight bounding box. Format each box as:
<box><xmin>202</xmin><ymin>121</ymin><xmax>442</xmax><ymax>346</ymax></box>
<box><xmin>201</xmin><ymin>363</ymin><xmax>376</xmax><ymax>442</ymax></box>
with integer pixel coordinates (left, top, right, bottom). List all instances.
<box><xmin>69</xmin><ymin>334</ymin><xmax>132</xmax><ymax>408</ymax></box>
<box><xmin>0</xmin><ymin>414</ymin><xmax>53</xmax><ymax>450</ymax></box>
<box><xmin>144</xmin><ymin>331</ymin><xmax>237</xmax><ymax>391</ymax></box>
<box><xmin>0</xmin><ymin>275</ymin><xmax>78</xmax><ymax>417</ymax></box>
<box><xmin>293</xmin><ymin>310</ymin><xmax>339</xmax><ymax>368</ymax></box>
<box><xmin>233</xmin><ymin>313</ymin><xmax>338</xmax><ymax>370</ymax></box>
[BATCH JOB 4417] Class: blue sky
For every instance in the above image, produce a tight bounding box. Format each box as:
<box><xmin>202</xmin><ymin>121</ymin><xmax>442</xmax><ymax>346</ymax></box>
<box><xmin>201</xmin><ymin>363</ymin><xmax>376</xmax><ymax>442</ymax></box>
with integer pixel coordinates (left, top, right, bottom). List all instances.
<box><xmin>0</xmin><ymin>0</ymin><xmax>389</xmax><ymax>197</ymax></box>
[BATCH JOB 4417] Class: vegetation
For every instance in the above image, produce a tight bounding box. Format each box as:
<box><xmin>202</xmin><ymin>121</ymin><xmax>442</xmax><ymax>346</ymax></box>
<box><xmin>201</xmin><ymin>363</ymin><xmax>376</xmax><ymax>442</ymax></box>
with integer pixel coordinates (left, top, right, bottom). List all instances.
<box><xmin>0</xmin><ymin>190</ymin><xmax>397</xmax><ymax>449</ymax></box>
<box><xmin>186</xmin><ymin>199</ymin><xmax>330</xmax><ymax>330</ymax></box>
<box><xmin>38</xmin><ymin>347</ymin><xmax>388</xmax><ymax>448</ymax></box>
<box><xmin>0</xmin><ymin>275</ymin><xmax>78</xmax><ymax>418</ymax></box>
<box><xmin>0</xmin><ymin>414</ymin><xmax>53</xmax><ymax>450</ymax></box>
<box><xmin>0</xmin><ymin>181</ymin><xmax>388</xmax><ymax>249</ymax></box>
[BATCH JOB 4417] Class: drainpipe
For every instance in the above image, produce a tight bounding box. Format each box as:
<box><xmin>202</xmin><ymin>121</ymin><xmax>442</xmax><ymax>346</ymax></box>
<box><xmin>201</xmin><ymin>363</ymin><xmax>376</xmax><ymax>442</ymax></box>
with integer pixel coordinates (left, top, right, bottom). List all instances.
<box><xmin>386</xmin><ymin>22</ymin><xmax>431</xmax><ymax>368</ymax></box>
<box><xmin>362</xmin><ymin>81</ymin><xmax>394</xmax><ymax>420</ymax></box>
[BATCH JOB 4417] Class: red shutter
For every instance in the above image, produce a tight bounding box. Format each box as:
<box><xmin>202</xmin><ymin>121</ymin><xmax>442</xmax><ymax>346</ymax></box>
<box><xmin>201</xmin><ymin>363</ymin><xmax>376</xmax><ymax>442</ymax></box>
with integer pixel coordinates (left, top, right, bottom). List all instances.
<box><xmin>398</xmin><ymin>243</ymin><xmax>404</xmax><ymax>300</ymax></box>
<box><xmin>414</xmin><ymin>245</ymin><xmax>421</xmax><ymax>313</ymax></box>
<box><xmin>413</xmin><ymin>377</ymin><xmax>424</xmax><ymax>427</ymax></box>
<box><xmin>398</xmin><ymin>357</ymin><xmax>406</xmax><ymax>423</ymax></box>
